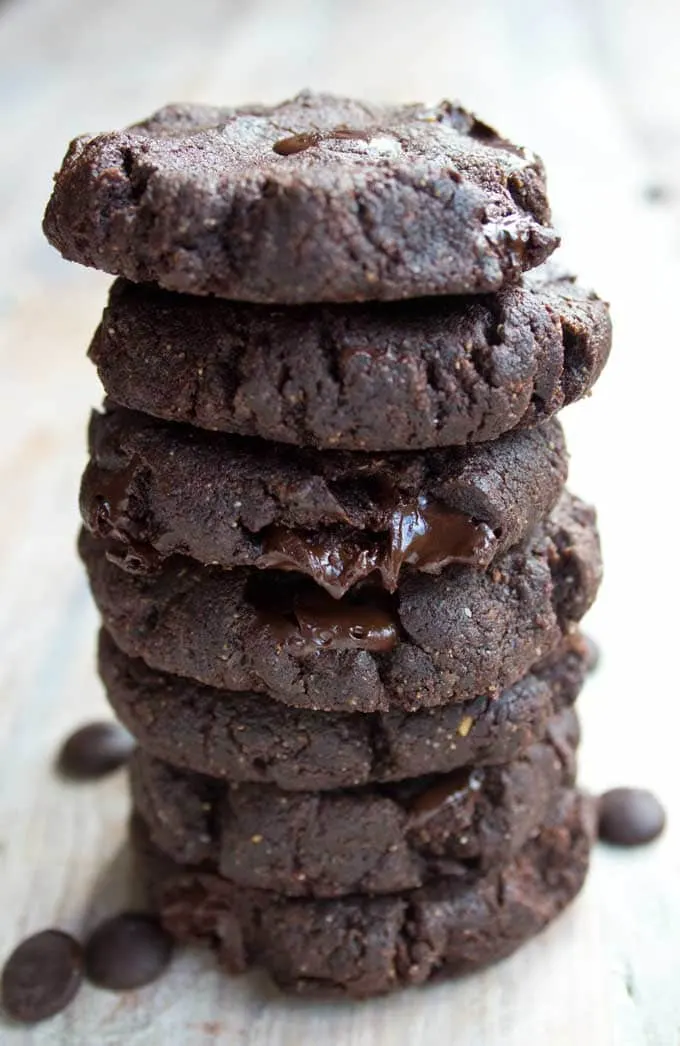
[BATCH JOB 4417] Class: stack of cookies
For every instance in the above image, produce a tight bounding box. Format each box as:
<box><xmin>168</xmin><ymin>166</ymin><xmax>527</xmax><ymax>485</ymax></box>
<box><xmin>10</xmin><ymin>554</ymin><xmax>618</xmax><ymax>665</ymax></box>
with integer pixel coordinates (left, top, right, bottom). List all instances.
<box><xmin>44</xmin><ymin>92</ymin><xmax>610</xmax><ymax>998</ymax></box>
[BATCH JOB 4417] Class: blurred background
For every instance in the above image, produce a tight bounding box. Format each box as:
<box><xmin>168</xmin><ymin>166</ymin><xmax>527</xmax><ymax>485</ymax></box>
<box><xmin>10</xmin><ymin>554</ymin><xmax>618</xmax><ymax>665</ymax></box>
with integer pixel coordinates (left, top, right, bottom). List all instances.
<box><xmin>1</xmin><ymin>1</ymin><xmax>679</xmax><ymax>1043</ymax></box>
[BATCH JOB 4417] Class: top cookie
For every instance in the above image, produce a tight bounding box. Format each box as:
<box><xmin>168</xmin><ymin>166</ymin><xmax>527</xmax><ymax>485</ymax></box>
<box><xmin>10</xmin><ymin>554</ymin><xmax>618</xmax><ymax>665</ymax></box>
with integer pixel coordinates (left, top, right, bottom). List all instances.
<box><xmin>43</xmin><ymin>91</ymin><xmax>558</xmax><ymax>303</ymax></box>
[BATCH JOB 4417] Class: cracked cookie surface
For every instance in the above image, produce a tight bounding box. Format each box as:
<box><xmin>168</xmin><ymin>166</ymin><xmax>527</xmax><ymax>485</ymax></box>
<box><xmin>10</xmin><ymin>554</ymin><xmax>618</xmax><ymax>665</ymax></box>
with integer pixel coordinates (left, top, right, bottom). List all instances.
<box><xmin>44</xmin><ymin>92</ymin><xmax>557</xmax><ymax>303</ymax></box>
<box><xmin>135</xmin><ymin>790</ymin><xmax>593</xmax><ymax>997</ymax></box>
<box><xmin>81</xmin><ymin>407</ymin><xmax>567</xmax><ymax>595</ymax></box>
<box><xmin>130</xmin><ymin>708</ymin><xmax>578</xmax><ymax>897</ymax></box>
<box><xmin>101</xmin><ymin>630</ymin><xmax>589</xmax><ymax>790</ymax></box>
<box><xmin>89</xmin><ymin>266</ymin><xmax>610</xmax><ymax>451</ymax></box>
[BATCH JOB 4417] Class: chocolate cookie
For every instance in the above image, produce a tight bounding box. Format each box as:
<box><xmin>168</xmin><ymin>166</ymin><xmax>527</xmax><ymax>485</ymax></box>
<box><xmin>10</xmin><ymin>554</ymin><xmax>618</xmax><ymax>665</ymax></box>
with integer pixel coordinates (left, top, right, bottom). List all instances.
<box><xmin>43</xmin><ymin>92</ymin><xmax>557</xmax><ymax>304</ymax></box>
<box><xmin>130</xmin><ymin>709</ymin><xmax>578</xmax><ymax>898</ymax></box>
<box><xmin>135</xmin><ymin>790</ymin><xmax>593</xmax><ymax>998</ymax></box>
<box><xmin>100</xmin><ymin>629</ymin><xmax>589</xmax><ymax>790</ymax></box>
<box><xmin>81</xmin><ymin>406</ymin><xmax>568</xmax><ymax>595</ymax></box>
<box><xmin>90</xmin><ymin>267</ymin><xmax>610</xmax><ymax>451</ymax></box>
<box><xmin>81</xmin><ymin>492</ymin><xmax>601</xmax><ymax>712</ymax></box>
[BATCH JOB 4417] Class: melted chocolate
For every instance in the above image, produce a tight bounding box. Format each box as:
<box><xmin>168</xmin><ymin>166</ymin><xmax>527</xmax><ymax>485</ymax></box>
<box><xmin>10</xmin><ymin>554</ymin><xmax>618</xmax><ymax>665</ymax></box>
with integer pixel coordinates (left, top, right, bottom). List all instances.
<box><xmin>87</xmin><ymin>460</ymin><xmax>146</xmax><ymax>548</ymax></box>
<box><xmin>90</xmin><ymin>459</ymin><xmax>496</xmax><ymax>596</ymax></box>
<box><xmin>87</xmin><ymin>460</ymin><xmax>140</xmax><ymax>540</ymax></box>
<box><xmin>383</xmin><ymin>499</ymin><xmax>496</xmax><ymax>585</ymax></box>
<box><xmin>408</xmin><ymin>768</ymin><xmax>485</xmax><ymax>825</ymax></box>
<box><xmin>88</xmin><ymin>459</ymin><xmax>164</xmax><ymax>576</ymax></box>
<box><xmin>260</xmin><ymin>586</ymin><xmax>399</xmax><ymax>655</ymax></box>
<box><xmin>257</xmin><ymin>528</ymin><xmax>381</xmax><ymax>599</ymax></box>
<box><xmin>257</xmin><ymin>500</ymin><xmax>497</xmax><ymax>598</ymax></box>
<box><xmin>273</xmin><ymin>127</ymin><xmax>374</xmax><ymax>156</ymax></box>
<box><xmin>293</xmin><ymin>591</ymin><xmax>397</xmax><ymax>652</ymax></box>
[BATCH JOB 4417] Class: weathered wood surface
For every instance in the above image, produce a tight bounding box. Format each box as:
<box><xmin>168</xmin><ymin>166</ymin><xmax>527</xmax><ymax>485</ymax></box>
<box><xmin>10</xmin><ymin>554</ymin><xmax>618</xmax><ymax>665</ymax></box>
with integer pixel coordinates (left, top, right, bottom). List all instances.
<box><xmin>0</xmin><ymin>0</ymin><xmax>678</xmax><ymax>1042</ymax></box>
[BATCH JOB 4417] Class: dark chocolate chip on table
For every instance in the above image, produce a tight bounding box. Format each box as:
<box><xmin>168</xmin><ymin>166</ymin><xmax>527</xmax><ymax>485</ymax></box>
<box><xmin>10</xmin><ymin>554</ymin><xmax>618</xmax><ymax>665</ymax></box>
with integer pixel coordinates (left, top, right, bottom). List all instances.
<box><xmin>84</xmin><ymin>912</ymin><xmax>173</xmax><ymax>990</ymax></box>
<box><xmin>57</xmin><ymin>721</ymin><xmax>135</xmax><ymax>780</ymax></box>
<box><xmin>598</xmin><ymin>788</ymin><xmax>666</xmax><ymax>847</ymax></box>
<box><xmin>1</xmin><ymin>929</ymin><xmax>83</xmax><ymax>1024</ymax></box>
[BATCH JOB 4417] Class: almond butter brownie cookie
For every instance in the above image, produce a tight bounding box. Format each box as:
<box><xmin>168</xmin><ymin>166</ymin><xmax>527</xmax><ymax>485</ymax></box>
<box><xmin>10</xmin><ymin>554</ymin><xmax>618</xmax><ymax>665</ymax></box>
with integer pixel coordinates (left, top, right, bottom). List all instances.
<box><xmin>135</xmin><ymin>790</ymin><xmax>593</xmax><ymax>997</ymax></box>
<box><xmin>44</xmin><ymin>92</ymin><xmax>558</xmax><ymax>303</ymax></box>
<box><xmin>81</xmin><ymin>407</ymin><xmax>568</xmax><ymax>595</ymax></box>
<box><xmin>89</xmin><ymin>266</ymin><xmax>610</xmax><ymax>450</ymax></box>
<box><xmin>80</xmin><ymin>492</ymin><xmax>601</xmax><ymax>712</ymax></box>
<box><xmin>130</xmin><ymin>708</ymin><xmax>578</xmax><ymax>897</ymax></box>
<box><xmin>101</xmin><ymin>630</ymin><xmax>588</xmax><ymax>791</ymax></box>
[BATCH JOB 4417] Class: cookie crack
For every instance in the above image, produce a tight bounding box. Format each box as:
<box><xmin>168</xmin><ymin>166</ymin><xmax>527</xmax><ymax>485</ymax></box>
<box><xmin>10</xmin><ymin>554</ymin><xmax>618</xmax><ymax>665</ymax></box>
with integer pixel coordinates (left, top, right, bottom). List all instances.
<box><xmin>316</xmin><ymin>317</ymin><xmax>344</xmax><ymax>393</ymax></box>
<box><xmin>454</xmin><ymin>342</ymin><xmax>499</xmax><ymax>441</ymax></box>
<box><xmin>354</xmin><ymin>192</ymin><xmax>404</xmax><ymax>271</ymax></box>
<box><xmin>422</xmin><ymin>350</ymin><xmax>447</xmax><ymax>433</ymax></box>
<box><xmin>366</xmin><ymin>713</ymin><xmax>396</xmax><ymax>778</ymax></box>
<box><xmin>120</xmin><ymin>146</ymin><xmax>153</xmax><ymax>205</ymax></box>
<box><xmin>394</xmin><ymin>899</ymin><xmax>438</xmax><ymax>986</ymax></box>
<box><xmin>559</xmin><ymin>316</ymin><xmax>592</xmax><ymax>403</ymax></box>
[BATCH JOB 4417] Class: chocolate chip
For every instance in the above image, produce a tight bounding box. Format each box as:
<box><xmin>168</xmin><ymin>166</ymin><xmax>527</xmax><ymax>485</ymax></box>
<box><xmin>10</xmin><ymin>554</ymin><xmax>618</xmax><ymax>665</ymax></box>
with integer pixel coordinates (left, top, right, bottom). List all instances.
<box><xmin>57</xmin><ymin>721</ymin><xmax>135</xmax><ymax>780</ymax></box>
<box><xmin>84</xmin><ymin>913</ymin><xmax>173</xmax><ymax>990</ymax></box>
<box><xmin>272</xmin><ymin>131</ymin><xmax>321</xmax><ymax>156</ymax></box>
<box><xmin>1</xmin><ymin>930</ymin><xmax>83</xmax><ymax>1023</ymax></box>
<box><xmin>598</xmin><ymin>788</ymin><xmax>666</xmax><ymax>847</ymax></box>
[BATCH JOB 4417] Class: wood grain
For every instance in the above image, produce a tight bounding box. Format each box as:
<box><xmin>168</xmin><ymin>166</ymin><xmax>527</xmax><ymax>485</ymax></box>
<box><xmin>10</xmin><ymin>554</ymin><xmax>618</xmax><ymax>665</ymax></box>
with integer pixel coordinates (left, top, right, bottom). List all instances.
<box><xmin>0</xmin><ymin>0</ymin><xmax>679</xmax><ymax>1042</ymax></box>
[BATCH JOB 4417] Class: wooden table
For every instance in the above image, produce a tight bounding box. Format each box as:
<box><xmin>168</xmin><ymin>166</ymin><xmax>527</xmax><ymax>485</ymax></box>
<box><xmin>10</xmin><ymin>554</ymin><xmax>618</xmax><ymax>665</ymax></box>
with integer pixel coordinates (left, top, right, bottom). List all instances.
<box><xmin>1</xmin><ymin>0</ymin><xmax>679</xmax><ymax>1042</ymax></box>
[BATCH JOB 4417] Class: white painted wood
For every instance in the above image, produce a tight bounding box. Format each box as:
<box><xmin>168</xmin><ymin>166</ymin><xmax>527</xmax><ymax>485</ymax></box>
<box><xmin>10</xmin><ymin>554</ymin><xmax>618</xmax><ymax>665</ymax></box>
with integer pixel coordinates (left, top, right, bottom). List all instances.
<box><xmin>0</xmin><ymin>0</ymin><xmax>678</xmax><ymax>1042</ymax></box>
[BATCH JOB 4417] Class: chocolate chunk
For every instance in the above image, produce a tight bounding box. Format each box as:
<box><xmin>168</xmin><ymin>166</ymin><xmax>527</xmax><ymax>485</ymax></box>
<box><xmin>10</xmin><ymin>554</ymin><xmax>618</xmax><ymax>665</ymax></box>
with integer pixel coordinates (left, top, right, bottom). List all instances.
<box><xmin>272</xmin><ymin>130</ymin><xmax>322</xmax><ymax>155</ymax></box>
<box><xmin>407</xmin><ymin>768</ymin><xmax>482</xmax><ymax>824</ymax></box>
<box><xmin>598</xmin><ymin>788</ymin><xmax>666</xmax><ymax>847</ymax></box>
<box><xmin>1</xmin><ymin>930</ymin><xmax>83</xmax><ymax>1023</ymax></box>
<box><xmin>56</xmin><ymin>721</ymin><xmax>135</xmax><ymax>780</ymax></box>
<box><xmin>84</xmin><ymin>912</ymin><xmax>173</xmax><ymax>990</ymax></box>
<box><xmin>272</xmin><ymin>128</ymin><xmax>374</xmax><ymax>156</ymax></box>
